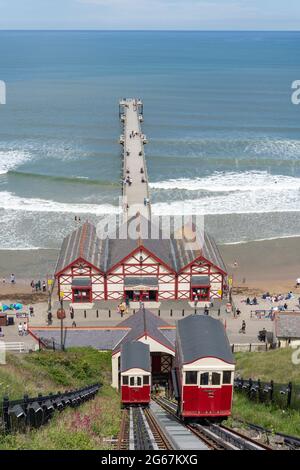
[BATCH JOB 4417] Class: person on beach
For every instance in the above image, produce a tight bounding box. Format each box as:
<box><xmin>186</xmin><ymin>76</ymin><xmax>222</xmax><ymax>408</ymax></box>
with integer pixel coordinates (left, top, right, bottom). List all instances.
<box><xmin>2</xmin><ymin>277</ymin><xmax>5</xmax><ymax>284</ymax></box>
<box><xmin>30</xmin><ymin>280</ymin><xmax>35</xmax><ymax>291</ymax></box>
<box><xmin>0</xmin><ymin>327</ymin><xmax>4</xmax><ymax>337</ymax></box>
<box><xmin>42</xmin><ymin>281</ymin><xmax>46</xmax><ymax>292</ymax></box>
<box><xmin>23</xmin><ymin>322</ymin><xmax>28</xmax><ymax>336</ymax></box>
<box><xmin>10</xmin><ymin>274</ymin><xmax>15</xmax><ymax>285</ymax></box>
<box><xmin>29</xmin><ymin>306</ymin><xmax>34</xmax><ymax>317</ymax></box>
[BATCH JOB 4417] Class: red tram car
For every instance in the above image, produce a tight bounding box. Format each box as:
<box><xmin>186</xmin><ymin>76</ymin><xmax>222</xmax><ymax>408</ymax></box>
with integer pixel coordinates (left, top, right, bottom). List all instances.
<box><xmin>174</xmin><ymin>315</ymin><xmax>235</xmax><ymax>421</ymax></box>
<box><xmin>120</xmin><ymin>341</ymin><xmax>151</xmax><ymax>406</ymax></box>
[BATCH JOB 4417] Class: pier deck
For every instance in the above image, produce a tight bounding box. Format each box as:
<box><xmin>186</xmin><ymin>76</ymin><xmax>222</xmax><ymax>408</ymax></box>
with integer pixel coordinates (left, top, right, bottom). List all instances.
<box><xmin>119</xmin><ymin>98</ymin><xmax>151</xmax><ymax>220</ymax></box>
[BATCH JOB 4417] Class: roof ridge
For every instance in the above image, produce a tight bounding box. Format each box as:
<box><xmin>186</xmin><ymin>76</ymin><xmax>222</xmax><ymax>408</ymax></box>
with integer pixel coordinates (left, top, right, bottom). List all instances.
<box><xmin>79</xmin><ymin>223</ymin><xmax>89</xmax><ymax>258</ymax></box>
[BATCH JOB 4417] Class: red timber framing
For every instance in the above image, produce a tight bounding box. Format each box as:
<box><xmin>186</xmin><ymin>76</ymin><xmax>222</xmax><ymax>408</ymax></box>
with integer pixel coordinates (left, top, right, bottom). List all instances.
<box><xmin>179</xmin><ymin>256</ymin><xmax>226</xmax><ymax>301</ymax></box>
<box><xmin>107</xmin><ymin>246</ymin><xmax>176</xmax><ymax>301</ymax></box>
<box><xmin>56</xmin><ymin>247</ymin><xmax>226</xmax><ymax>302</ymax></box>
<box><xmin>56</xmin><ymin>257</ymin><xmax>105</xmax><ymax>302</ymax></box>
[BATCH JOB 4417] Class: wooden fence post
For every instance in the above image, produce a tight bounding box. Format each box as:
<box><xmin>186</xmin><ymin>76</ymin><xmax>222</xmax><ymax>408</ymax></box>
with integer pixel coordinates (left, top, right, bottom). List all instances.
<box><xmin>248</xmin><ymin>378</ymin><xmax>252</xmax><ymax>398</ymax></box>
<box><xmin>257</xmin><ymin>379</ymin><xmax>262</xmax><ymax>402</ymax></box>
<box><xmin>2</xmin><ymin>396</ymin><xmax>10</xmax><ymax>433</ymax></box>
<box><xmin>287</xmin><ymin>382</ymin><xmax>293</xmax><ymax>407</ymax></box>
<box><xmin>23</xmin><ymin>394</ymin><xmax>29</xmax><ymax>425</ymax></box>
<box><xmin>270</xmin><ymin>380</ymin><xmax>274</xmax><ymax>402</ymax></box>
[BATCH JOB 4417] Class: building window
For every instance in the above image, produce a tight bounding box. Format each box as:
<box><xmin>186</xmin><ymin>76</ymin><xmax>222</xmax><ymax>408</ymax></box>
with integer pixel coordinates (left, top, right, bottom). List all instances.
<box><xmin>211</xmin><ymin>372</ymin><xmax>221</xmax><ymax>386</ymax></box>
<box><xmin>137</xmin><ymin>376</ymin><xmax>142</xmax><ymax>387</ymax></box>
<box><xmin>200</xmin><ymin>372</ymin><xmax>209</xmax><ymax>386</ymax></box>
<box><xmin>122</xmin><ymin>376</ymin><xmax>129</xmax><ymax>385</ymax></box>
<box><xmin>223</xmin><ymin>371</ymin><xmax>232</xmax><ymax>384</ymax></box>
<box><xmin>185</xmin><ymin>371</ymin><xmax>198</xmax><ymax>385</ymax></box>
<box><xmin>125</xmin><ymin>290</ymin><xmax>158</xmax><ymax>302</ymax></box>
<box><xmin>73</xmin><ymin>288</ymin><xmax>91</xmax><ymax>303</ymax></box>
<box><xmin>191</xmin><ymin>287</ymin><xmax>210</xmax><ymax>301</ymax></box>
<box><xmin>129</xmin><ymin>377</ymin><xmax>135</xmax><ymax>386</ymax></box>
<box><xmin>143</xmin><ymin>376</ymin><xmax>150</xmax><ymax>385</ymax></box>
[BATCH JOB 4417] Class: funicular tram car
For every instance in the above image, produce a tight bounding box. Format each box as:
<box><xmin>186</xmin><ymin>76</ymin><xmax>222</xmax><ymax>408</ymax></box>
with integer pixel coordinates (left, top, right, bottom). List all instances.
<box><xmin>120</xmin><ymin>341</ymin><xmax>151</xmax><ymax>406</ymax></box>
<box><xmin>174</xmin><ymin>315</ymin><xmax>235</xmax><ymax>421</ymax></box>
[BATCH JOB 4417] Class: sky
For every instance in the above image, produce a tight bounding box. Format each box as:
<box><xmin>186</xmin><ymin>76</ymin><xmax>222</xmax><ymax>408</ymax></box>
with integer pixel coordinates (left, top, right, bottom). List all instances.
<box><xmin>0</xmin><ymin>0</ymin><xmax>300</xmax><ymax>30</ymax></box>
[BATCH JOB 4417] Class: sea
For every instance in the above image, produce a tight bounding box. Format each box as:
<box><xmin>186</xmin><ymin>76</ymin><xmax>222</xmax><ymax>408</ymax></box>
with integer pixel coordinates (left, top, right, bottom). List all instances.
<box><xmin>0</xmin><ymin>30</ymin><xmax>300</xmax><ymax>250</ymax></box>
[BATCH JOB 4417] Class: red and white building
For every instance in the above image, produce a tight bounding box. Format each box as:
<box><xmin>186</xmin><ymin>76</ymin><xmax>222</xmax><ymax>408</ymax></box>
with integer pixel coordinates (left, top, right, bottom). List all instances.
<box><xmin>55</xmin><ymin>215</ymin><xmax>227</xmax><ymax>304</ymax></box>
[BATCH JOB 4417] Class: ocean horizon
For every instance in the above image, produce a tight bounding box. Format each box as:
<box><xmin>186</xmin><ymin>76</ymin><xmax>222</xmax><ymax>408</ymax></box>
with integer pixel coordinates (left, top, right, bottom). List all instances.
<box><xmin>0</xmin><ymin>30</ymin><xmax>299</xmax><ymax>249</ymax></box>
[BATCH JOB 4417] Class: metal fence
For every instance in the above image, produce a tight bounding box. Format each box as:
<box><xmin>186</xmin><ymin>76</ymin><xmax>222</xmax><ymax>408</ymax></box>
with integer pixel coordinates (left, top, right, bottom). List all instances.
<box><xmin>0</xmin><ymin>383</ymin><xmax>100</xmax><ymax>434</ymax></box>
<box><xmin>234</xmin><ymin>378</ymin><xmax>300</xmax><ymax>410</ymax></box>
<box><xmin>231</xmin><ymin>343</ymin><xmax>270</xmax><ymax>353</ymax></box>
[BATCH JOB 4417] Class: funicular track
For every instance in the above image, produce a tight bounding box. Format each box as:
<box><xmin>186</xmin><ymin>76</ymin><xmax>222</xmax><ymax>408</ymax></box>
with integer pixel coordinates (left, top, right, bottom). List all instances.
<box><xmin>154</xmin><ymin>396</ymin><xmax>272</xmax><ymax>451</ymax></box>
<box><xmin>117</xmin><ymin>405</ymin><xmax>173</xmax><ymax>450</ymax></box>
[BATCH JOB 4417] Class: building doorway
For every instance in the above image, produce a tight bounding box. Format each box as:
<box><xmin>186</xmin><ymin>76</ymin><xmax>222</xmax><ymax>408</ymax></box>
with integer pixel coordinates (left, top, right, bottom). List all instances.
<box><xmin>191</xmin><ymin>286</ymin><xmax>210</xmax><ymax>302</ymax></box>
<box><xmin>72</xmin><ymin>288</ymin><xmax>92</xmax><ymax>303</ymax></box>
<box><xmin>71</xmin><ymin>278</ymin><xmax>92</xmax><ymax>303</ymax></box>
<box><xmin>125</xmin><ymin>290</ymin><xmax>158</xmax><ymax>302</ymax></box>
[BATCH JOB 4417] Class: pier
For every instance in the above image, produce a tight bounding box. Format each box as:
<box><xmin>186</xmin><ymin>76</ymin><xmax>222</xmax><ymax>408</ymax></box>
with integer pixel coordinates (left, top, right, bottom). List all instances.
<box><xmin>119</xmin><ymin>98</ymin><xmax>151</xmax><ymax>220</ymax></box>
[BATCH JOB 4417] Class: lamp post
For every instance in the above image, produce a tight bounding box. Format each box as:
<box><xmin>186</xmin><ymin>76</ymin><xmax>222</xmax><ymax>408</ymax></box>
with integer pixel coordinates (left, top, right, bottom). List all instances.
<box><xmin>47</xmin><ymin>278</ymin><xmax>54</xmax><ymax>319</ymax></box>
<box><xmin>57</xmin><ymin>292</ymin><xmax>66</xmax><ymax>351</ymax></box>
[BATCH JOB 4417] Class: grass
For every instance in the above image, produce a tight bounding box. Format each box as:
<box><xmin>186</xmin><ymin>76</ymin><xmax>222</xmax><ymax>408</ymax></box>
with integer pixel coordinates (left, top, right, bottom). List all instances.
<box><xmin>230</xmin><ymin>394</ymin><xmax>300</xmax><ymax>437</ymax></box>
<box><xmin>229</xmin><ymin>348</ymin><xmax>300</xmax><ymax>436</ymax></box>
<box><xmin>235</xmin><ymin>348</ymin><xmax>300</xmax><ymax>384</ymax></box>
<box><xmin>0</xmin><ymin>348</ymin><xmax>121</xmax><ymax>449</ymax></box>
<box><xmin>0</xmin><ymin>347</ymin><xmax>112</xmax><ymax>400</ymax></box>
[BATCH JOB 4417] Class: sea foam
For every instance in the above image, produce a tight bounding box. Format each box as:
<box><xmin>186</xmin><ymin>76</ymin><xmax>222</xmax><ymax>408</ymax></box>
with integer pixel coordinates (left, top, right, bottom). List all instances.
<box><xmin>0</xmin><ymin>150</ymin><xmax>31</xmax><ymax>175</ymax></box>
<box><xmin>150</xmin><ymin>171</ymin><xmax>300</xmax><ymax>192</ymax></box>
<box><xmin>0</xmin><ymin>191</ymin><xmax>121</xmax><ymax>215</ymax></box>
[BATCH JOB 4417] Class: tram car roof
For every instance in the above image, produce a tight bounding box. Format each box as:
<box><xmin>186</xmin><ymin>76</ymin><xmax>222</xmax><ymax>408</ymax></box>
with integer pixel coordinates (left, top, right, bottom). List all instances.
<box><xmin>176</xmin><ymin>315</ymin><xmax>235</xmax><ymax>365</ymax></box>
<box><xmin>121</xmin><ymin>341</ymin><xmax>151</xmax><ymax>373</ymax></box>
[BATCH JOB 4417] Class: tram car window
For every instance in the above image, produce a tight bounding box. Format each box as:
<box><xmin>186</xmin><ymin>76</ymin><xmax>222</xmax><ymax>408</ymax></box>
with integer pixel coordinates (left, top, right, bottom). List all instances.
<box><xmin>120</xmin><ymin>342</ymin><xmax>151</xmax><ymax>406</ymax></box>
<box><xmin>174</xmin><ymin>315</ymin><xmax>235</xmax><ymax>421</ymax></box>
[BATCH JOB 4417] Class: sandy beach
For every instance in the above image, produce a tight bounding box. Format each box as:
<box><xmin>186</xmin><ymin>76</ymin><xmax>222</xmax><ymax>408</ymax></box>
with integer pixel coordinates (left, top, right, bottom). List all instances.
<box><xmin>0</xmin><ymin>237</ymin><xmax>299</xmax><ymax>298</ymax></box>
<box><xmin>220</xmin><ymin>236</ymin><xmax>300</xmax><ymax>294</ymax></box>
<box><xmin>0</xmin><ymin>249</ymin><xmax>58</xmax><ymax>295</ymax></box>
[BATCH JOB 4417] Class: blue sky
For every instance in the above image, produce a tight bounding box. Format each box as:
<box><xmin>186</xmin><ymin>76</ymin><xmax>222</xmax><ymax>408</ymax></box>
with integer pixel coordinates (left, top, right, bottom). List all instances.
<box><xmin>0</xmin><ymin>0</ymin><xmax>300</xmax><ymax>30</ymax></box>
